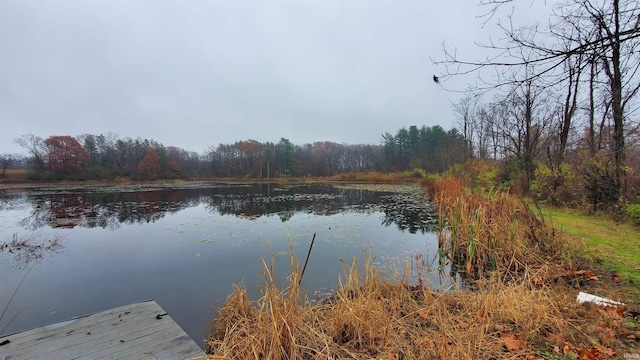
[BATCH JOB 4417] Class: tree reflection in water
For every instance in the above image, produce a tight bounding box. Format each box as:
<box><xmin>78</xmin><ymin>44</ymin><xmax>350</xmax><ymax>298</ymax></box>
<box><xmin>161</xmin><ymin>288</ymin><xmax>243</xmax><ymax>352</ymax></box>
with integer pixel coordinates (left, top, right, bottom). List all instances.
<box><xmin>15</xmin><ymin>184</ymin><xmax>437</xmax><ymax>233</ymax></box>
<box><xmin>380</xmin><ymin>192</ymin><xmax>437</xmax><ymax>234</ymax></box>
<box><xmin>0</xmin><ymin>184</ymin><xmax>444</xmax><ymax>341</ymax></box>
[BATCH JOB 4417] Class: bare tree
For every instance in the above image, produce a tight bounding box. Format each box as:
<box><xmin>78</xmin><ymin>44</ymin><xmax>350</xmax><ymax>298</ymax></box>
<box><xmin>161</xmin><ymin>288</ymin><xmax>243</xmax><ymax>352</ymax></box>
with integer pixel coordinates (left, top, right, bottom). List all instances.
<box><xmin>436</xmin><ymin>0</ymin><xmax>640</xmax><ymax>200</ymax></box>
<box><xmin>589</xmin><ymin>0</ymin><xmax>640</xmax><ymax>193</ymax></box>
<box><xmin>0</xmin><ymin>154</ymin><xmax>15</xmax><ymax>178</ymax></box>
<box><xmin>14</xmin><ymin>134</ymin><xmax>46</xmax><ymax>171</ymax></box>
<box><xmin>475</xmin><ymin>105</ymin><xmax>494</xmax><ymax>159</ymax></box>
<box><xmin>453</xmin><ymin>94</ymin><xmax>479</xmax><ymax>160</ymax></box>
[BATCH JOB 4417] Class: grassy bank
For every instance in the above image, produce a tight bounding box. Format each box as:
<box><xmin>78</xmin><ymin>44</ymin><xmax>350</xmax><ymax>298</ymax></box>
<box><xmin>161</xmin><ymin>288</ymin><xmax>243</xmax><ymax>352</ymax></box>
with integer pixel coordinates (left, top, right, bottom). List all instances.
<box><xmin>536</xmin><ymin>205</ymin><xmax>640</xmax><ymax>296</ymax></box>
<box><xmin>205</xmin><ymin>177</ymin><xmax>639</xmax><ymax>359</ymax></box>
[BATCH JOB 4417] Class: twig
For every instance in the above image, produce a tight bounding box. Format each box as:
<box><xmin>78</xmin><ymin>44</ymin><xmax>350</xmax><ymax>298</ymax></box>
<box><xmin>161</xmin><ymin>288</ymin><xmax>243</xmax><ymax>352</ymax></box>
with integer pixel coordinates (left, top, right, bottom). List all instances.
<box><xmin>0</xmin><ymin>262</ymin><xmax>35</xmax><ymax>334</ymax></box>
<box><xmin>299</xmin><ymin>233</ymin><xmax>316</xmax><ymax>286</ymax></box>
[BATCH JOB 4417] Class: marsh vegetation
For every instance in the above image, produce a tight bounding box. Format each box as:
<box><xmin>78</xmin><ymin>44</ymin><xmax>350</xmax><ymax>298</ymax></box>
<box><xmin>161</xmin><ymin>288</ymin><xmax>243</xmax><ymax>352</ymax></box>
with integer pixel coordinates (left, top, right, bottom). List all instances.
<box><xmin>205</xmin><ymin>178</ymin><xmax>640</xmax><ymax>359</ymax></box>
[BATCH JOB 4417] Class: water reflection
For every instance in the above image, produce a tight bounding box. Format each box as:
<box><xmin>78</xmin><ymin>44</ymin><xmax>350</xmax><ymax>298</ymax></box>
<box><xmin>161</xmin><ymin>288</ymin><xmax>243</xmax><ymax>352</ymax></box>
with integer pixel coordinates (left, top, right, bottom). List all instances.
<box><xmin>14</xmin><ymin>184</ymin><xmax>437</xmax><ymax>233</ymax></box>
<box><xmin>380</xmin><ymin>192</ymin><xmax>436</xmax><ymax>234</ymax></box>
<box><xmin>0</xmin><ymin>183</ymin><xmax>444</xmax><ymax>346</ymax></box>
<box><xmin>0</xmin><ymin>233</ymin><xmax>64</xmax><ymax>270</ymax></box>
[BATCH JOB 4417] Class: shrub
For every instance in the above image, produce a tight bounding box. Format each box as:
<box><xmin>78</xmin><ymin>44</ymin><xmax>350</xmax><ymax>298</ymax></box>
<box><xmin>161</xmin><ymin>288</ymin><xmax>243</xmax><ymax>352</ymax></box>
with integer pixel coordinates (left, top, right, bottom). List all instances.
<box><xmin>402</xmin><ymin>169</ymin><xmax>427</xmax><ymax>179</ymax></box>
<box><xmin>624</xmin><ymin>203</ymin><xmax>640</xmax><ymax>219</ymax></box>
<box><xmin>530</xmin><ymin>162</ymin><xmax>578</xmax><ymax>206</ymax></box>
<box><xmin>449</xmin><ymin>159</ymin><xmax>501</xmax><ymax>191</ymax></box>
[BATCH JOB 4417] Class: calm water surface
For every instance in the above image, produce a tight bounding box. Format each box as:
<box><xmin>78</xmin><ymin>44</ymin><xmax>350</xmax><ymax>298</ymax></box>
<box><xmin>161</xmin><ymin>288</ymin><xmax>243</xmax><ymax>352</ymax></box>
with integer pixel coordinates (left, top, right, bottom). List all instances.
<box><xmin>0</xmin><ymin>183</ymin><xmax>447</xmax><ymax>348</ymax></box>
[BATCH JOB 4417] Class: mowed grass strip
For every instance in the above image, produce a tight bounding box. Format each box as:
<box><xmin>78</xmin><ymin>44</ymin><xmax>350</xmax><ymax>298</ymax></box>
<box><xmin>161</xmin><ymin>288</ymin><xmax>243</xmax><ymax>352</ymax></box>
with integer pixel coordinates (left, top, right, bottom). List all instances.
<box><xmin>538</xmin><ymin>205</ymin><xmax>640</xmax><ymax>288</ymax></box>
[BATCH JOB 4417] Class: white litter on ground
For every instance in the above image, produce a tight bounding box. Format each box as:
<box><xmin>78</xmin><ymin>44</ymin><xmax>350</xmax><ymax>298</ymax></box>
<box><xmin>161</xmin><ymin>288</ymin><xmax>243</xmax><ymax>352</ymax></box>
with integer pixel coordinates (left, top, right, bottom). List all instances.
<box><xmin>576</xmin><ymin>291</ymin><xmax>625</xmax><ymax>307</ymax></box>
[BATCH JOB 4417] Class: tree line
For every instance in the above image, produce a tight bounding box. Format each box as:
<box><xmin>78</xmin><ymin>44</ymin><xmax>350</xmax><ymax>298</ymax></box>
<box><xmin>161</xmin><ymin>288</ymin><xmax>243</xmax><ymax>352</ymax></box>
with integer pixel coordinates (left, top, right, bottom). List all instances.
<box><xmin>7</xmin><ymin>133</ymin><xmax>202</xmax><ymax>180</ymax></box>
<box><xmin>3</xmin><ymin>125</ymin><xmax>467</xmax><ymax>180</ymax></box>
<box><xmin>381</xmin><ymin>126</ymin><xmax>467</xmax><ymax>173</ymax></box>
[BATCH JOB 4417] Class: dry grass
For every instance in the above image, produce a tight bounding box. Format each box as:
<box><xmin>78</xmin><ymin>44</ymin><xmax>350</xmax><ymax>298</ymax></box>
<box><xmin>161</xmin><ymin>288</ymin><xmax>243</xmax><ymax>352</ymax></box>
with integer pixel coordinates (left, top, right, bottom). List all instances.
<box><xmin>0</xmin><ymin>169</ymin><xmax>29</xmax><ymax>183</ymax></box>
<box><xmin>206</xmin><ymin>250</ymin><xmax>620</xmax><ymax>359</ymax></box>
<box><xmin>425</xmin><ymin>177</ymin><xmax>570</xmax><ymax>282</ymax></box>
<box><xmin>206</xmin><ymin>177</ymin><xmax>633</xmax><ymax>359</ymax></box>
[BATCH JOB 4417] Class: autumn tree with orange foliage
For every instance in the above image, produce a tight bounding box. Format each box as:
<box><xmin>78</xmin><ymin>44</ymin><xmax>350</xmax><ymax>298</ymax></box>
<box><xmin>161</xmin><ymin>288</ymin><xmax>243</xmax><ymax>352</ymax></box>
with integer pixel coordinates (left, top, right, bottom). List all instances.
<box><xmin>44</xmin><ymin>136</ymin><xmax>89</xmax><ymax>172</ymax></box>
<box><xmin>137</xmin><ymin>147</ymin><xmax>161</xmax><ymax>178</ymax></box>
<box><xmin>237</xmin><ymin>139</ymin><xmax>264</xmax><ymax>177</ymax></box>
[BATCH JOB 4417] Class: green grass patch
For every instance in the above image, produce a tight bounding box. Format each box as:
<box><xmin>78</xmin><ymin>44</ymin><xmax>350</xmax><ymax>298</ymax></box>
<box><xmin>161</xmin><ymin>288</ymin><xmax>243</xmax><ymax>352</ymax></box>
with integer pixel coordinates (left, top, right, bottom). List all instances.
<box><xmin>537</xmin><ymin>205</ymin><xmax>640</xmax><ymax>289</ymax></box>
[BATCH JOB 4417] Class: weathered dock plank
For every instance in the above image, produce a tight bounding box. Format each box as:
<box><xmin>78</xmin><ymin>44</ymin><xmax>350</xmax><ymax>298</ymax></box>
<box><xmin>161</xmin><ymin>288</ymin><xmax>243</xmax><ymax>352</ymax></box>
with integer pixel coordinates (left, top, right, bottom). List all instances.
<box><xmin>0</xmin><ymin>300</ymin><xmax>205</xmax><ymax>360</ymax></box>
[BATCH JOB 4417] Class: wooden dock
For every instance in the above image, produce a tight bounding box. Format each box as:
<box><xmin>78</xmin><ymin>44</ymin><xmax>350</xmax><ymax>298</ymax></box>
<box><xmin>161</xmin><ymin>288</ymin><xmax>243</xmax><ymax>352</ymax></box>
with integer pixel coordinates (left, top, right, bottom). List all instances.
<box><xmin>0</xmin><ymin>300</ymin><xmax>205</xmax><ymax>360</ymax></box>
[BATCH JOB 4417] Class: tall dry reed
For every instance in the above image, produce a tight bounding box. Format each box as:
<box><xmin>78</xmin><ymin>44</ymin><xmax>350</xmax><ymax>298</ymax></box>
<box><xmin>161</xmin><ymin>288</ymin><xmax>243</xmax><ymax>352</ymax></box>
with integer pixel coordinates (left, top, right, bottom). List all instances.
<box><xmin>205</xmin><ymin>247</ymin><xmax>600</xmax><ymax>359</ymax></box>
<box><xmin>427</xmin><ymin>176</ymin><xmax>569</xmax><ymax>281</ymax></box>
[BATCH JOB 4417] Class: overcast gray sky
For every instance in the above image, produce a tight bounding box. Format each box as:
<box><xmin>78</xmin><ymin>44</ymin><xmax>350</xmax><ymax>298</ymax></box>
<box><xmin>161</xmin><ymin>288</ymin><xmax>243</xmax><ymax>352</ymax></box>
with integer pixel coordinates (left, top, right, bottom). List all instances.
<box><xmin>0</xmin><ymin>0</ymin><xmax>551</xmax><ymax>155</ymax></box>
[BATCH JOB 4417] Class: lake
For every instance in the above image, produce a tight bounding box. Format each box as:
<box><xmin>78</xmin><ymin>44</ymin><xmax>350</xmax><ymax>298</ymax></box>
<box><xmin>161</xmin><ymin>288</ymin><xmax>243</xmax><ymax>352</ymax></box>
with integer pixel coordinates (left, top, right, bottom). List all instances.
<box><xmin>0</xmin><ymin>182</ymin><xmax>450</xmax><ymax>349</ymax></box>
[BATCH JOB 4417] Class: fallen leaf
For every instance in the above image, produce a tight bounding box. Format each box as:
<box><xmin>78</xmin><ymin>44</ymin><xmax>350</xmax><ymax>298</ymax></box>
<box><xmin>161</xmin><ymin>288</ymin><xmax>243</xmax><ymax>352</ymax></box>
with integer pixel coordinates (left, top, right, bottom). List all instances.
<box><xmin>500</xmin><ymin>331</ymin><xmax>526</xmax><ymax>352</ymax></box>
<box><xmin>563</xmin><ymin>345</ymin><xmax>574</xmax><ymax>356</ymax></box>
<box><xmin>598</xmin><ymin>307</ymin><xmax>624</xmax><ymax>320</ymax></box>
<box><xmin>578</xmin><ymin>346</ymin><xmax>613</xmax><ymax>360</ymax></box>
<box><xmin>547</xmin><ymin>332</ymin><xmax>567</xmax><ymax>344</ymax></box>
<box><xmin>597</xmin><ymin>305</ymin><xmax>625</xmax><ymax>319</ymax></box>
<box><xmin>566</xmin><ymin>269</ymin><xmax>599</xmax><ymax>281</ymax></box>
<box><xmin>547</xmin><ymin>332</ymin><xmax>576</xmax><ymax>353</ymax></box>
<box><xmin>596</xmin><ymin>325</ymin><xmax>617</xmax><ymax>340</ymax></box>
<box><xmin>418</xmin><ymin>310</ymin><xmax>429</xmax><ymax>320</ymax></box>
<box><xmin>593</xmin><ymin>345</ymin><xmax>615</xmax><ymax>357</ymax></box>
